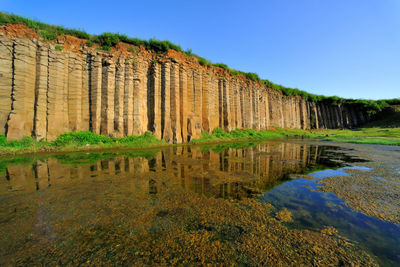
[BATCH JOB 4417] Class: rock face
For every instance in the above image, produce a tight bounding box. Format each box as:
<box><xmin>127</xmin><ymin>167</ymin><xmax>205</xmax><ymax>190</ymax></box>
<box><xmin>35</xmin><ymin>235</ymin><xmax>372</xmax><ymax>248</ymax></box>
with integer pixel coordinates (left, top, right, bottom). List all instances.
<box><xmin>0</xmin><ymin>36</ymin><xmax>371</xmax><ymax>142</ymax></box>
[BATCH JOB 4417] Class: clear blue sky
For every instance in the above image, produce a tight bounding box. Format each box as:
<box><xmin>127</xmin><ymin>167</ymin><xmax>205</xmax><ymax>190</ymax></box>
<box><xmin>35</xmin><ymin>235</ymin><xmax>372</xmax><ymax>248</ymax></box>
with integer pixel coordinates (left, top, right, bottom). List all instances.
<box><xmin>1</xmin><ymin>0</ymin><xmax>399</xmax><ymax>100</ymax></box>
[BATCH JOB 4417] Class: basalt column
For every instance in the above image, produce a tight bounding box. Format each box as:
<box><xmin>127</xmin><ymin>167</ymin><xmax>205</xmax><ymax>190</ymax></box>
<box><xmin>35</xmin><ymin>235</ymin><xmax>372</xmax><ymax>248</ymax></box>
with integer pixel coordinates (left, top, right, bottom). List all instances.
<box><xmin>193</xmin><ymin>69</ymin><xmax>202</xmax><ymax>138</ymax></box>
<box><xmin>161</xmin><ymin>61</ymin><xmax>172</xmax><ymax>142</ymax></box>
<box><xmin>33</xmin><ymin>42</ymin><xmax>49</xmax><ymax>140</ymax></box>
<box><xmin>123</xmin><ymin>58</ymin><xmax>134</xmax><ymax>136</ymax></box>
<box><xmin>67</xmin><ymin>52</ymin><xmax>83</xmax><ymax>132</ymax></box>
<box><xmin>209</xmin><ymin>76</ymin><xmax>219</xmax><ymax>131</ymax></box>
<box><xmin>252</xmin><ymin>87</ymin><xmax>260</xmax><ymax>130</ymax></box>
<box><xmin>132</xmin><ymin>59</ymin><xmax>148</xmax><ymax>135</ymax></box>
<box><xmin>47</xmin><ymin>46</ymin><xmax>68</xmax><ymax>141</ymax></box>
<box><xmin>114</xmin><ymin>57</ymin><xmax>125</xmax><ymax>137</ymax></box>
<box><xmin>218</xmin><ymin>79</ymin><xmax>223</xmax><ymax>129</ymax></box>
<box><xmin>147</xmin><ymin>62</ymin><xmax>162</xmax><ymax>139</ymax></box>
<box><xmin>80</xmin><ymin>51</ymin><xmax>90</xmax><ymax>131</ymax></box>
<box><xmin>6</xmin><ymin>39</ymin><xmax>36</xmax><ymax>140</ymax></box>
<box><xmin>170</xmin><ymin>62</ymin><xmax>182</xmax><ymax>143</ymax></box>
<box><xmin>179</xmin><ymin>65</ymin><xmax>188</xmax><ymax>142</ymax></box>
<box><xmin>100</xmin><ymin>58</ymin><xmax>115</xmax><ymax>136</ymax></box>
<box><xmin>234</xmin><ymin>81</ymin><xmax>242</xmax><ymax>129</ymax></box>
<box><xmin>89</xmin><ymin>54</ymin><xmax>102</xmax><ymax>134</ymax></box>
<box><xmin>186</xmin><ymin>69</ymin><xmax>194</xmax><ymax>139</ymax></box>
<box><xmin>0</xmin><ymin>37</ymin><xmax>13</xmax><ymax>135</ymax></box>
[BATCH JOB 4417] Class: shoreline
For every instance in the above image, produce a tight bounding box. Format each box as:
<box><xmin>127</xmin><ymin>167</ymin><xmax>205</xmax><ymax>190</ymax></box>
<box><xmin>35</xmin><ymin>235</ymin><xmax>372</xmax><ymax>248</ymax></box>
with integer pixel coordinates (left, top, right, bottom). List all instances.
<box><xmin>1</xmin><ymin>126</ymin><xmax>399</xmax><ymax>158</ymax></box>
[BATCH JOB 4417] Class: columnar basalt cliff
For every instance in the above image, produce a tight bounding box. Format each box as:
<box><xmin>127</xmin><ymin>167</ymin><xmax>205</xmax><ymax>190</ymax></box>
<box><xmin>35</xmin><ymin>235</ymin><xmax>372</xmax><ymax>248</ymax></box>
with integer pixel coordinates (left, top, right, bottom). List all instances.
<box><xmin>0</xmin><ymin>26</ymin><xmax>371</xmax><ymax>142</ymax></box>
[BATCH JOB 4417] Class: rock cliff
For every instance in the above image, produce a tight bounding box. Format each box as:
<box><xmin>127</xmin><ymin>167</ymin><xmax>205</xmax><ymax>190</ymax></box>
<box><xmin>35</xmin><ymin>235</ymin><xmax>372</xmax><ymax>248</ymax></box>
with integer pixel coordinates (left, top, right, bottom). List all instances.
<box><xmin>0</xmin><ymin>25</ymin><xmax>370</xmax><ymax>142</ymax></box>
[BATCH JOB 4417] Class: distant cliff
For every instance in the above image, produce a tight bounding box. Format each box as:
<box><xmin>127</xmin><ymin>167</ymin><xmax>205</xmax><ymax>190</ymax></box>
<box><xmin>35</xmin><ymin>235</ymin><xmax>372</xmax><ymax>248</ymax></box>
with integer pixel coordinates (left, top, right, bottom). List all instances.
<box><xmin>0</xmin><ymin>24</ymin><xmax>371</xmax><ymax>142</ymax></box>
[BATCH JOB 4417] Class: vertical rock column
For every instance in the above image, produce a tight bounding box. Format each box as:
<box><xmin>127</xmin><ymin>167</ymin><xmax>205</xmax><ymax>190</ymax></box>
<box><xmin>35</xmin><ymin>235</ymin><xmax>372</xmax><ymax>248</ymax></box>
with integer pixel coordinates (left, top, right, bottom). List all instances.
<box><xmin>0</xmin><ymin>38</ymin><xmax>13</xmax><ymax>135</ymax></box>
<box><xmin>235</xmin><ymin>83</ymin><xmax>243</xmax><ymax>129</ymax></box>
<box><xmin>33</xmin><ymin>43</ymin><xmax>49</xmax><ymax>139</ymax></box>
<box><xmin>89</xmin><ymin>54</ymin><xmax>102</xmax><ymax>134</ymax></box>
<box><xmin>201</xmin><ymin>72</ymin><xmax>210</xmax><ymax>133</ymax></box>
<box><xmin>239</xmin><ymin>85</ymin><xmax>245</xmax><ymax>128</ymax></box>
<box><xmin>179</xmin><ymin>65</ymin><xmax>188</xmax><ymax>142</ymax></box>
<box><xmin>228</xmin><ymin>80</ymin><xmax>235</xmax><ymax>131</ymax></box>
<box><xmin>252</xmin><ymin>87</ymin><xmax>260</xmax><ymax>130</ymax></box>
<box><xmin>123</xmin><ymin>58</ymin><xmax>134</xmax><ymax>136</ymax></box>
<box><xmin>186</xmin><ymin>69</ymin><xmax>194</xmax><ymax>139</ymax></box>
<box><xmin>114</xmin><ymin>57</ymin><xmax>125</xmax><ymax>137</ymax></box>
<box><xmin>80</xmin><ymin>52</ymin><xmax>90</xmax><ymax>131</ymax></box>
<box><xmin>316</xmin><ymin>104</ymin><xmax>325</xmax><ymax>129</ymax></box>
<box><xmin>267</xmin><ymin>92</ymin><xmax>278</xmax><ymax>127</ymax></box>
<box><xmin>279</xmin><ymin>95</ymin><xmax>285</xmax><ymax>128</ymax></box>
<box><xmin>319</xmin><ymin>104</ymin><xmax>329</xmax><ymax>129</ymax></box>
<box><xmin>264</xmin><ymin>91</ymin><xmax>270</xmax><ymax>128</ymax></box>
<box><xmin>46</xmin><ymin>46</ymin><xmax>68</xmax><ymax>141</ymax></box>
<box><xmin>310</xmin><ymin>102</ymin><xmax>319</xmax><ymax>129</ymax></box>
<box><xmin>100</xmin><ymin>58</ymin><xmax>115</xmax><ymax>136</ymax></box>
<box><xmin>209</xmin><ymin>76</ymin><xmax>219</xmax><ymax>131</ymax></box>
<box><xmin>243</xmin><ymin>87</ymin><xmax>253</xmax><ymax>129</ymax></box>
<box><xmin>193</xmin><ymin>69</ymin><xmax>202</xmax><ymax>138</ymax></box>
<box><xmin>67</xmin><ymin>53</ymin><xmax>83</xmax><ymax>132</ymax></box>
<box><xmin>170</xmin><ymin>62</ymin><xmax>181</xmax><ymax>143</ymax></box>
<box><xmin>161</xmin><ymin>61</ymin><xmax>172</xmax><ymax>142</ymax></box>
<box><xmin>132</xmin><ymin>59</ymin><xmax>148</xmax><ymax>135</ymax></box>
<box><xmin>218</xmin><ymin>79</ymin><xmax>224</xmax><ymax>128</ymax></box>
<box><xmin>302</xmin><ymin>100</ymin><xmax>310</xmax><ymax>129</ymax></box>
<box><xmin>259</xmin><ymin>91</ymin><xmax>266</xmax><ymax>130</ymax></box>
<box><xmin>6</xmin><ymin>39</ymin><xmax>37</xmax><ymax>140</ymax></box>
<box><xmin>151</xmin><ymin>62</ymin><xmax>162</xmax><ymax>139</ymax></box>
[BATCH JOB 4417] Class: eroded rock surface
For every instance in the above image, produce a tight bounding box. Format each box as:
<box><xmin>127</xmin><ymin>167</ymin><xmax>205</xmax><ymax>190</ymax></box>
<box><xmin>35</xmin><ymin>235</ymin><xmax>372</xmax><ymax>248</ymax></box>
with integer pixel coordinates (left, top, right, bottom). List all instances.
<box><xmin>0</xmin><ymin>35</ymin><xmax>371</xmax><ymax>141</ymax></box>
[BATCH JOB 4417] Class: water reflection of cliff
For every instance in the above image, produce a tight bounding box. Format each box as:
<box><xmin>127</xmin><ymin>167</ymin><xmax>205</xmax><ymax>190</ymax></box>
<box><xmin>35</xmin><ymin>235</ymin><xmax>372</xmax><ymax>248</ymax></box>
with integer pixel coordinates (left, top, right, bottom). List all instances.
<box><xmin>0</xmin><ymin>142</ymin><xmax>359</xmax><ymax>199</ymax></box>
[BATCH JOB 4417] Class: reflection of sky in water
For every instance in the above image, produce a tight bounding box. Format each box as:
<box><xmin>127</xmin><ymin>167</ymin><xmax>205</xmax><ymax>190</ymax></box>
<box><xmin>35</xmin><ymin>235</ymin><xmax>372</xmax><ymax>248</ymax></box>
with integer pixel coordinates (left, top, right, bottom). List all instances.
<box><xmin>309</xmin><ymin>166</ymin><xmax>372</xmax><ymax>180</ymax></box>
<box><xmin>259</xmin><ymin>168</ymin><xmax>400</xmax><ymax>266</ymax></box>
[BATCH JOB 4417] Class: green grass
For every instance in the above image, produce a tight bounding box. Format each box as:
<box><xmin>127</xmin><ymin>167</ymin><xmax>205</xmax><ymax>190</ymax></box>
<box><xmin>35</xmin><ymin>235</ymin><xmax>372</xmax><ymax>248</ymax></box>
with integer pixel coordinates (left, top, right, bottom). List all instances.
<box><xmin>322</xmin><ymin>136</ymin><xmax>400</xmax><ymax>146</ymax></box>
<box><xmin>310</xmin><ymin>110</ymin><xmax>400</xmax><ymax>145</ymax></box>
<box><xmin>190</xmin><ymin>110</ymin><xmax>400</xmax><ymax>147</ymax></box>
<box><xmin>0</xmin><ymin>131</ymin><xmax>165</xmax><ymax>155</ymax></box>
<box><xmin>1</xmin><ymin>121</ymin><xmax>400</xmax><ymax>157</ymax></box>
<box><xmin>190</xmin><ymin>127</ymin><xmax>322</xmax><ymax>144</ymax></box>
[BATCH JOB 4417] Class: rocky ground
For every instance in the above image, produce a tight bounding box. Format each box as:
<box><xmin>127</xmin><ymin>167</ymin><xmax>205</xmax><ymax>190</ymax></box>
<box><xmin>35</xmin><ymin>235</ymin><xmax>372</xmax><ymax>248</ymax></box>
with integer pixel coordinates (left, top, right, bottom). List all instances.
<box><xmin>315</xmin><ymin>142</ymin><xmax>400</xmax><ymax>224</ymax></box>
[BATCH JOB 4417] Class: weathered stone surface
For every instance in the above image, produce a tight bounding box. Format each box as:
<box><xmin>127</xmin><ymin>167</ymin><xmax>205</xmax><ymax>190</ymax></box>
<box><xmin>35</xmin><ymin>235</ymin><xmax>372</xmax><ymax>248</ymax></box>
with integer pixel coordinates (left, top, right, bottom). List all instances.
<box><xmin>114</xmin><ymin>57</ymin><xmax>125</xmax><ymax>137</ymax></box>
<box><xmin>179</xmin><ymin>65</ymin><xmax>188</xmax><ymax>142</ymax></box>
<box><xmin>6</xmin><ymin>39</ymin><xmax>36</xmax><ymax>140</ymax></box>
<box><xmin>0</xmin><ymin>36</ymin><xmax>371</xmax><ymax>142</ymax></box>
<box><xmin>33</xmin><ymin>43</ymin><xmax>48</xmax><ymax>140</ymax></box>
<box><xmin>100</xmin><ymin>58</ymin><xmax>115</xmax><ymax>136</ymax></box>
<box><xmin>80</xmin><ymin>52</ymin><xmax>90</xmax><ymax>131</ymax></box>
<box><xmin>90</xmin><ymin>54</ymin><xmax>102</xmax><ymax>134</ymax></box>
<box><xmin>170</xmin><ymin>62</ymin><xmax>181</xmax><ymax>143</ymax></box>
<box><xmin>0</xmin><ymin>38</ymin><xmax>13</xmax><ymax>135</ymax></box>
<box><xmin>67</xmin><ymin>52</ymin><xmax>83</xmax><ymax>132</ymax></box>
<box><xmin>123</xmin><ymin>58</ymin><xmax>133</xmax><ymax>136</ymax></box>
<box><xmin>161</xmin><ymin>61</ymin><xmax>172</xmax><ymax>142</ymax></box>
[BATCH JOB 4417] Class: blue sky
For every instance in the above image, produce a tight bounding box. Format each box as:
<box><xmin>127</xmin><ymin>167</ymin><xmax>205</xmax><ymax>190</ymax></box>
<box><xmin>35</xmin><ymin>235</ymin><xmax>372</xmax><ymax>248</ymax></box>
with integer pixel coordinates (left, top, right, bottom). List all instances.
<box><xmin>1</xmin><ymin>0</ymin><xmax>399</xmax><ymax>100</ymax></box>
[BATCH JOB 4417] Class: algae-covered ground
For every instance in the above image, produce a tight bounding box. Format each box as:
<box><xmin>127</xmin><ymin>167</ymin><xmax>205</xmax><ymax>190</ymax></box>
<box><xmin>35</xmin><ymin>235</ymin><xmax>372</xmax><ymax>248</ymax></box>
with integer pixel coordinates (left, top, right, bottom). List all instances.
<box><xmin>0</xmin><ymin>178</ymin><xmax>377</xmax><ymax>266</ymax></box>
<box><xmin>315</xmin><ymin>142</ymin><xmax>400</xmax><ymax>224</ymax></box>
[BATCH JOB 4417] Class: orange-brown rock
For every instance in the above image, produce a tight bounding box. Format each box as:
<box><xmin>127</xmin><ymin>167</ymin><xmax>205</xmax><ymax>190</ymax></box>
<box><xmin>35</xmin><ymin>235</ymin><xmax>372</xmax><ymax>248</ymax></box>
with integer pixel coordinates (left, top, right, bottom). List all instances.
<box><xmin>0</xmin><ymin>34</ymin><xmax>371</xmax><ymax>142</ymax></box>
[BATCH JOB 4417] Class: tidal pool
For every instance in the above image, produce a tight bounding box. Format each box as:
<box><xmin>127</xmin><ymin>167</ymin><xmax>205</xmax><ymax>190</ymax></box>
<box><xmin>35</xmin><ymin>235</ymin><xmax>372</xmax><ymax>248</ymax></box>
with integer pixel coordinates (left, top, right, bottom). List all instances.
<box><xmin>0</xmin><ymin>140</ymin><xmax>398</xmax><ymax>265</ymax></box>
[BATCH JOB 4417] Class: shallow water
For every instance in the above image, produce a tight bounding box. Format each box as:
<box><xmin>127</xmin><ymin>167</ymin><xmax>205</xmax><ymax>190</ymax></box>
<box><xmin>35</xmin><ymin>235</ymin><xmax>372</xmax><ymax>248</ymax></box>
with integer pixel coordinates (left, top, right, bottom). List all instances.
<box><xmin>0</xmin><ymin>140</ymin><xmax>398</xmax><ymax>265</ymax></box>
